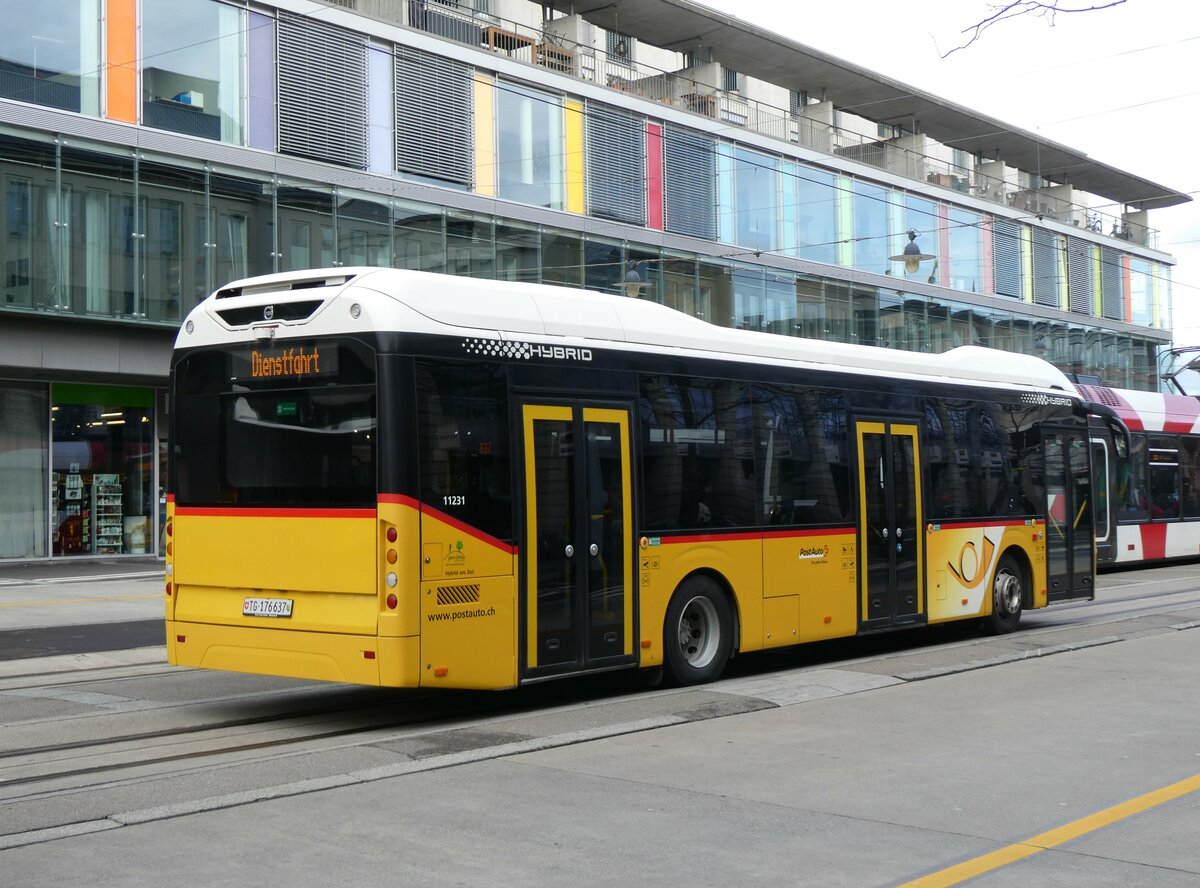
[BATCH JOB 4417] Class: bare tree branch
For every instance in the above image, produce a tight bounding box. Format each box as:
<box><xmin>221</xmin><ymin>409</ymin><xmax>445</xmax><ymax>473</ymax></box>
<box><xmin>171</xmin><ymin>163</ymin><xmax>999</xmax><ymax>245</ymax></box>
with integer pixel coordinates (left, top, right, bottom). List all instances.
<box><xmin>937</xmin><ymin>0</ymin><xmax>1128</xmax><ymax>58</ymax></box>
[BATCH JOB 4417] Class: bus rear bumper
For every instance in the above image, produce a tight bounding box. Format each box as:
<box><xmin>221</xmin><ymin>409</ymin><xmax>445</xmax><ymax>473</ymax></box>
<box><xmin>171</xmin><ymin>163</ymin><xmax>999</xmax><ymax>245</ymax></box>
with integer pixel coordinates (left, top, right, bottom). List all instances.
<box><xmin>167</xmin><ymin>621</ymin><xmax>420</xmax><ymax>687</ymax></box>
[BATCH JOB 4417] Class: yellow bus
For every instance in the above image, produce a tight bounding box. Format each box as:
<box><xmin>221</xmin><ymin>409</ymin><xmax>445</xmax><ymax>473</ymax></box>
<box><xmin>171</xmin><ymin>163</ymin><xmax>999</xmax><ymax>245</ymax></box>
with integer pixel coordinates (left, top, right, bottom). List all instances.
<box><xmin>165</xmin><ymin>267</ymin><xmax>1125</xmax><ymax>688</ymax></box>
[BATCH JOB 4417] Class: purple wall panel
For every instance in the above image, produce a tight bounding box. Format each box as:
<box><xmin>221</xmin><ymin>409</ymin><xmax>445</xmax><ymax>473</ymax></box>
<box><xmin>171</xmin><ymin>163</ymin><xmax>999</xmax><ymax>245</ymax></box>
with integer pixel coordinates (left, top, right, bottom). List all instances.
<box><xmin>247</xmin><ymin>11</ymin><xmax>276</xmax><ymax>151</ymax></box>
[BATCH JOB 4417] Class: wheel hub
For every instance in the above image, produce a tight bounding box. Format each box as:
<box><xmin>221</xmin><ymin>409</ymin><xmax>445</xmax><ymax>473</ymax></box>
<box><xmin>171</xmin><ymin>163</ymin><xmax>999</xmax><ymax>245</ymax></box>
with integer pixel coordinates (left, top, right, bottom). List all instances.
<box><xmin>994</xmin><ymin>571</ymin><xmax>1021</xmax><ymax>615</ymax></box>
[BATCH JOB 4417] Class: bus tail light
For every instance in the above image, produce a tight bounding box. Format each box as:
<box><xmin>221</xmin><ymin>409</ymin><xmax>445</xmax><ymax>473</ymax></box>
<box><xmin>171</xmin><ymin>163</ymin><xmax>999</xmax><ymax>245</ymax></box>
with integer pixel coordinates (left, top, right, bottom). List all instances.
<box><xmin>386</xmin><ymin>526</ymin><xmax>397</xmax><ymax>543</ymax></box>
<box><xmin>386</xmin><ymin>593</ymin><xmax>398</xmax><ymax>609</ymax></box>
<box><xmin>165</xmin><ymin>582</ymin><xmax>172</xmax><ymax>597</ymax></box>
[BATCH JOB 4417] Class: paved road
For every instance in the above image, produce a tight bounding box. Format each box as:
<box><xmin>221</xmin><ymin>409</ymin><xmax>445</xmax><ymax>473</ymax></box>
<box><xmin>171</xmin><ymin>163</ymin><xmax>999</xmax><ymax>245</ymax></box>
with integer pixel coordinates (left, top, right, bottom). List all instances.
<box><xmin>1</xmin><ymin>560</ymin><xmax>1198</xmax><ymax>885</ymax></box>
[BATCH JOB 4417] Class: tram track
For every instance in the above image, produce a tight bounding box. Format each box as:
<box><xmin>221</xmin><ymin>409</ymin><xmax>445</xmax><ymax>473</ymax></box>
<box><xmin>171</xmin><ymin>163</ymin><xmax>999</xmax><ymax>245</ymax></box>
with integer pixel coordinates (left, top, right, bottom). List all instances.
<box><xmin>2</xmin><ymin>573</ymin><xmax>1198</xmax><ymax>826</ymax></box>
<box><xmin>0</xmin><ymin>698</ymin><xmax>450</xmax><ymax>798</ymax></box>
<box><xmin>0</xmin><ymin>676</ymin><xmax>619</xmax><ymax>802</ymax></box>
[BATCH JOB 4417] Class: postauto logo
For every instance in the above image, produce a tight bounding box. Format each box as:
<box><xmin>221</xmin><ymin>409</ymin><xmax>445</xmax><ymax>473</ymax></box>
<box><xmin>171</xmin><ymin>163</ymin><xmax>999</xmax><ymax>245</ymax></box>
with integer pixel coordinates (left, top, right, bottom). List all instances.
<box><xmin>798</xmin><ymin>545</ymin><xmax>830</xmax><ymax>560</ymax></box>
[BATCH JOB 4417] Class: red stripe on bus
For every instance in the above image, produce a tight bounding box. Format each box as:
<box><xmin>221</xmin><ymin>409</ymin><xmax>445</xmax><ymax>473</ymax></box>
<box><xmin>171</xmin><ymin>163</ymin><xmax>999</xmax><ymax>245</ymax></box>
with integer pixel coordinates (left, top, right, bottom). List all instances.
<box><xmin>762</xmin><ymin>527</ymin><xmax>856</xmax><ymax>540</ymax></box>
<box><xmin>418</xmin><ymin>503</ymin><xmax>517</xmax><ymax>556</ymax></box>
<box><xmin>925</xmin><ymin>519</ymin><xmax>1042</xmax><ymax>530</ymax></box>
<box><xmin>173</xmin><ymin>506</ymin><xmax>376</xmax><ymax>519</ymax></box>
<box><xmin>659</xmin><ymin>527</ymin><xmax>855</xmax><ymax>545</ymax></box>
<box><xmin>378</xmin><ymin>494</ymin><xmax>421</xmax><ymax>509</ymax></box>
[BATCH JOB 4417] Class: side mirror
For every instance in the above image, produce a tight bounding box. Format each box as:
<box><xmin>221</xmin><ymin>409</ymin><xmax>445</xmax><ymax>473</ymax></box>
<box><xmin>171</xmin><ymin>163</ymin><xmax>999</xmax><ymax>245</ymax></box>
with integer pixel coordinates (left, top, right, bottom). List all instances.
<box><xmin>1111</xmin><ymin>423</ymin><xmax>1128</xmax><ymax>460</ymax></box>
<box><xmin>1083</xmin><ymin>400</ymin><xmax>1131</xmax><ymax>461</ymax></box>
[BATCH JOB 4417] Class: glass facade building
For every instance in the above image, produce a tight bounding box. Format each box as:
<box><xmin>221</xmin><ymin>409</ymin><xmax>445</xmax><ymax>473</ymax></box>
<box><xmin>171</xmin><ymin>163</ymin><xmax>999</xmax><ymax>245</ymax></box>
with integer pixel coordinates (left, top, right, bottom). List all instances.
<box><xmin>0</xmin><ymin>0</ymin><xmax>1183</xmax><ymax>559</ymax></box>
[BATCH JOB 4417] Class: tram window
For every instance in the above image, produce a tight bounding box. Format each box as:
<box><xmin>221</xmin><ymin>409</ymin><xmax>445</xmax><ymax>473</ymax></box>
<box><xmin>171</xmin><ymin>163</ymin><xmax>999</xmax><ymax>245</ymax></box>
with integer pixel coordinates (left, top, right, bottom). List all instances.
<box><xmin>1116</xmin><ymin>434</ymin><xmax>1149</xmax><ymax>521</ymax></box>
<box><xmin>640</xmin><ymin>376</ymin><xmax>756</xmax><ymax>530</ymax></box>
<box><xmin>1148</xmin><ymin>435</ymin><xmax>1180</xmax><ymax>520</ymax></box>
<box><xmin>1182</xmin><ymin>437</ymin><xmax>1200</xmax><ymax>518</ymax></box>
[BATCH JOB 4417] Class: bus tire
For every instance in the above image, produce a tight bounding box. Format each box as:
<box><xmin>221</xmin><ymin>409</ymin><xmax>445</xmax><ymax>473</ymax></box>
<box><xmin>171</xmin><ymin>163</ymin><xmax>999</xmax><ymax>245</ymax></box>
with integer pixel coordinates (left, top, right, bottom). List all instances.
<box><xmin>663</xmin><ymin>576</ymin><xmax>733</xmax><ymax>685</ymax></box>
<box><xmin>984</xmin><ymin>553</ymin><xmax>1024</xmax><ymax>635</ymax></box>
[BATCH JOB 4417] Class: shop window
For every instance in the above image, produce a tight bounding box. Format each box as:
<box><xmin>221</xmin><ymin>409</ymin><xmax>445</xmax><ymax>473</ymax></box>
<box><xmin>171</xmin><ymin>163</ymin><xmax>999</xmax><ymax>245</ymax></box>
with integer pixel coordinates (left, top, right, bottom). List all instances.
<box><xmin>51</xmin><ymin>384</ymin><xmax>154</xmax><ymax>556</ymax></box>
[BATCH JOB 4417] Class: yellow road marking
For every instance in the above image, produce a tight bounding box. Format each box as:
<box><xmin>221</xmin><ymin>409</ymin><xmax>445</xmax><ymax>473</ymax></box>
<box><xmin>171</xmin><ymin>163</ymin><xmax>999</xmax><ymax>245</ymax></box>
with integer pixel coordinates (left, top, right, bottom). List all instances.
<box><xmin>901</xmin><ymin>772</ymin><xmax>1200</xmax><ymax>887</ymax></box>
<box><xmin>0</xmin><ymin>594</ymin><xmax>160</xmax><ymax>608</ymax></box>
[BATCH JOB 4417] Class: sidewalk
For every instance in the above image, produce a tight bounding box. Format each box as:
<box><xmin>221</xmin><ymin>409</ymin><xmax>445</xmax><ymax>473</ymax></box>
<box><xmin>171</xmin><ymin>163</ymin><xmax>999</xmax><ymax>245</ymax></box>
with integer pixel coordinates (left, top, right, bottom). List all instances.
<box><xmin>0</xmin><ymin>556</ymin><xmax>162</xmax><ymax>585</ymax></box>
<box><xmin>0</xmin><ymin>559</ymin><xmax>165</xmax><ymax>669</ymax></box>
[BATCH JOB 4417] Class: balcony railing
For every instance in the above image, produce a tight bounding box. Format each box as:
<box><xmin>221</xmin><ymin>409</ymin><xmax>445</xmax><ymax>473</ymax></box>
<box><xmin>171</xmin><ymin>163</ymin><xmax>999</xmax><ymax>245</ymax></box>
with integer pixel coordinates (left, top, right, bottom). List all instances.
<box><xmin>402</xmin><ymin>1</ymin><xmax>1158</xmax><ymax>249</ymax></box>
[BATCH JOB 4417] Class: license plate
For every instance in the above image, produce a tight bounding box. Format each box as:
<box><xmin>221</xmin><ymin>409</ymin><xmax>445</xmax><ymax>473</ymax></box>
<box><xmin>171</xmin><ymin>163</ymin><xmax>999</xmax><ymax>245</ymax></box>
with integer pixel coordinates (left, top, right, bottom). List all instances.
<box><xmin>243</xmin><ymin>597</ymin><xmax>293</xmax><ymax>618</ymax></box>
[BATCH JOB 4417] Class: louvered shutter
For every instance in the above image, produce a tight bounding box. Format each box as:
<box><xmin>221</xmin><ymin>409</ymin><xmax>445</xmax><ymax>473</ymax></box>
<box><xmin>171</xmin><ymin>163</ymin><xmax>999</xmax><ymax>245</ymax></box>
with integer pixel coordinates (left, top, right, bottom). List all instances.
<box><xmin>663</xmin><ymin>125</ymin><xmax>716</xmax><ymax>240</ymax></box>
<box><xmin>1066</xmin><ymin>236</ymin><xmax>1092</xmax><ymax>314</ymax></box>
<box><xmin>395</xmin><ymin>47</ymin><xmax>473</xmax><ymax>188</ymax></box>
<box><xmin>1101</xmin><ymin>246</ymin><xmax>1123</xmax><ymax>320</ymax></box>
<box><xmin>586</xmin><ymin>104</ymin><xmax>645</xmax><ymax>225</ymax></box>
<box><xmin>992</xmin><ymin>219</ymin><xmax>1021</xmax><ymax>298</ymax></box>
<box><xmin>278</xmin><ymin>14</ymin><xmax>368</xmax><ymax>168</ymax></box>
<box><xmin>1032</xmin><ymin>228</ymin><xmax>1058</xmax><ymax>307</ymax></box>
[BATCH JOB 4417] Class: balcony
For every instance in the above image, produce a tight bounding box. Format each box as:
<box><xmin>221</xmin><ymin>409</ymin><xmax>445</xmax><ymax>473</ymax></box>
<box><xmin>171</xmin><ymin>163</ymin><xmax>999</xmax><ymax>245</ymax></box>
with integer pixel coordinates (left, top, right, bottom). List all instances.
<box><xmin>407</xmin><ymin>7</ymin><xmax>1159</xmax><ymax>248</ymax></box>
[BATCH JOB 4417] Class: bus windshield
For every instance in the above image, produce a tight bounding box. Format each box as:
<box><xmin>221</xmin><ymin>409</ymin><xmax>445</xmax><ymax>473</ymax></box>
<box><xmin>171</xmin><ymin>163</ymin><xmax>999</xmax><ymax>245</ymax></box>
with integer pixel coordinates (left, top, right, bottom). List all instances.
<box><xmin>172</xmin><ymin>339</ymin><xmax>376</xmax><ymax>508</ymax></box>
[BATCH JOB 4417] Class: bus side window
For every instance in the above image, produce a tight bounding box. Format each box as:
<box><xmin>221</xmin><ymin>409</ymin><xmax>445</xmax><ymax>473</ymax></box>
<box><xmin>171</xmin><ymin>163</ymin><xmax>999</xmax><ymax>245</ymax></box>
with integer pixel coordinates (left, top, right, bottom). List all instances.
<box><xmin>751</xmin><ymin>384</ymin><xmax>849</xmax><ymax>527</ymax></box>
<box><xmin>640</xmin><ymin>376</ymin><xmax>756</xmax><ymax>530</ymax></box>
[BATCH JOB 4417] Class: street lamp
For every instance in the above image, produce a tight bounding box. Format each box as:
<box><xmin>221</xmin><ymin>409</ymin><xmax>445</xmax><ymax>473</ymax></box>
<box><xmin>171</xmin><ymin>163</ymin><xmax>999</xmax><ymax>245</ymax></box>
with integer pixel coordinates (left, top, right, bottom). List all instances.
<box><xmin>623</xmin><ymin>262</ymin><xmax>644</xmax><ymax>298</ymax></box>
<box><xmin>889</xmin><ymin>229</ymin><xmax>935</xmax><ymax>274</ymax></box>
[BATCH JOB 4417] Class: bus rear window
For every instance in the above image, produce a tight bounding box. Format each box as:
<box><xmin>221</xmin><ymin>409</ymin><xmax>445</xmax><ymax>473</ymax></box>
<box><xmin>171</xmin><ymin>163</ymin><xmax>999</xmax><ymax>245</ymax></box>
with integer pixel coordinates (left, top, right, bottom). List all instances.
<box><xmin>173</xmin><ymin>341</ymin><xmax>376</xmax><ymax>507</ymax></box>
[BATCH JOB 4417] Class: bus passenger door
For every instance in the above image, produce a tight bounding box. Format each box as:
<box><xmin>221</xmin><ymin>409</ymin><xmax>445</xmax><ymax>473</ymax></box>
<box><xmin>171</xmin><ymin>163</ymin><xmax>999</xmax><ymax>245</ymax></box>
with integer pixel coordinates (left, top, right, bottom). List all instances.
<box><xmin>1045</xmin><ymin>429</ymin><xmax>1096</xmax><ymax>601</ymax></box>
<box><xmin>521</xmin><ymin>402</ymin><xmax>635</xmax><ymax>678</ymax></box>
<box><xmin>856</xmin><ymin>420</ymin><xmax>924</xmax><ymax>629</ymax></box>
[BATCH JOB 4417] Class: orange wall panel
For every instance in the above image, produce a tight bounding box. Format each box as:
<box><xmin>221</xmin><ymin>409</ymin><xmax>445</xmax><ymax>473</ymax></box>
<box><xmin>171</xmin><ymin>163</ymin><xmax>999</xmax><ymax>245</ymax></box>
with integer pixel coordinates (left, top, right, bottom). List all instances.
<box><xmin>106</xmin><ymin>0</ymin><xmax>138</xmax><ymax>123</ymax></box>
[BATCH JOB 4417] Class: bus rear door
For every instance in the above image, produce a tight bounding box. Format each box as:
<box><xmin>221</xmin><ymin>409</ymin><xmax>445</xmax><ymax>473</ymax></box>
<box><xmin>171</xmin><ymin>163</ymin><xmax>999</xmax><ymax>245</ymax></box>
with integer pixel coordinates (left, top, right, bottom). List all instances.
<box><xmin>520</xmin><ymin>402</ymin><xmax>636</xmax><ymax>679</ymax></box>
<box><xmin>855</xmin><ymin>418</ymin><xmax>924</xmax><ymax>630</ymax></box>
<box><xmin>1045</xmin><ymin>428</ymin><xmax>1095</xmax><ymax>600</ymax></box>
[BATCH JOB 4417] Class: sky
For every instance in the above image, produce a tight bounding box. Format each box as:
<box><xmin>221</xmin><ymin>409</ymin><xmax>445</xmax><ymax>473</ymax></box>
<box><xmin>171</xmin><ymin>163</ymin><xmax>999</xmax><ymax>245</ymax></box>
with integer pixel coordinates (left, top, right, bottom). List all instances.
<box><xmin>704</xmin><ymin>0</ymin><xmax>1200</xmax><ymax>343</ymax></box>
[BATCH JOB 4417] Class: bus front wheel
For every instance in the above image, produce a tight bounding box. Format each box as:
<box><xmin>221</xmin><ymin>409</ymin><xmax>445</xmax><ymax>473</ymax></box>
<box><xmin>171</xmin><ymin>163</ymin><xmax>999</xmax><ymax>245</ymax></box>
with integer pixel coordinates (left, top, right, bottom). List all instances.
<box><xmin>985</xmin><ymin>554</ymin><xmax>1024</xmax><ymax>635</ymax></box>
<box><xmin>663</xmin><ymin>576</ymin><xmax>733</xmax><ymax>685</ymax></box>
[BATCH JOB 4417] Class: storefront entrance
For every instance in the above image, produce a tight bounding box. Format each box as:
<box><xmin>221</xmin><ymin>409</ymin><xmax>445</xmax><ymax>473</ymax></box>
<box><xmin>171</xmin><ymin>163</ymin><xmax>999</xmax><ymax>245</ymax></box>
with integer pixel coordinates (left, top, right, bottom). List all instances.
<box><xmin>51</xmin><ymin>384</ymin><xmax>156</xmax><ymax>557</ymax></box>
<box><xmin>0</xmin><ymin>380</ymin><xmax>162</xmax><ymax>560</ymax></box>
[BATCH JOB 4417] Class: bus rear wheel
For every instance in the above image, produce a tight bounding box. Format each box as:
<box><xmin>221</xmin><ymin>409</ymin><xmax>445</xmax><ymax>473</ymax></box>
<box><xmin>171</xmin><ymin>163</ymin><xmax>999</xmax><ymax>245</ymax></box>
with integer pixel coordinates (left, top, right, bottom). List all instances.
<box><xmin>984</xmin><ymin>554</ymin><xmax>1024</xmax><ymax>635</ymax></box>
<box><xmin>663</xmin><ymin>576</ymin><xmax>733</xmax><ymax>685</ymax></box>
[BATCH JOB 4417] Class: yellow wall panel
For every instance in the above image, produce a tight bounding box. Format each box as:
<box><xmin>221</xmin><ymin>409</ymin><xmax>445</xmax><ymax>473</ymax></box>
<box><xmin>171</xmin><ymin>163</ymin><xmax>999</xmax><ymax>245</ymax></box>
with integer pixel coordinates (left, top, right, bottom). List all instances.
<box><xmin>474</xmin><ymin>74</ymin><xmax>495</xmax><ymax>196</ymax></box>
<box><xmin>565</xmin><ymin>100</ymin><xmax>585</xmax><ymax>214</ymax></box>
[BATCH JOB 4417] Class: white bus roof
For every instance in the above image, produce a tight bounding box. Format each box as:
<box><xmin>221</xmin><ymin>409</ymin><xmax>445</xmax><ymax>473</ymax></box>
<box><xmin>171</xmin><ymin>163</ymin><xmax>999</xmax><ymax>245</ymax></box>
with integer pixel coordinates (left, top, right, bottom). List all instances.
<box><xmin>179</xmin><ymin>267</ymin><xmax>1076</xmax><ymax>396</ymax></box>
